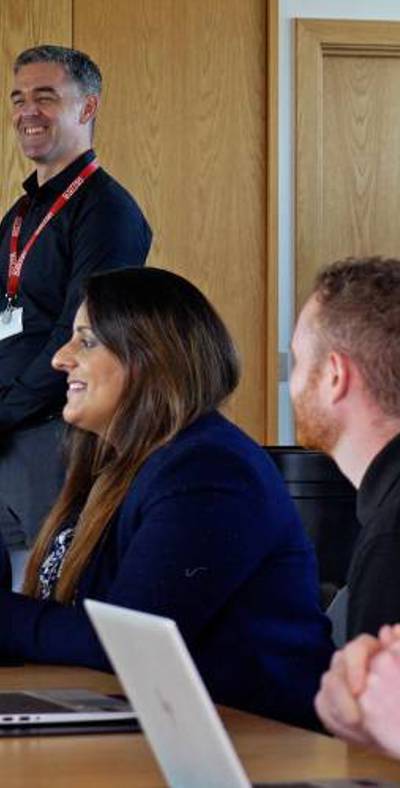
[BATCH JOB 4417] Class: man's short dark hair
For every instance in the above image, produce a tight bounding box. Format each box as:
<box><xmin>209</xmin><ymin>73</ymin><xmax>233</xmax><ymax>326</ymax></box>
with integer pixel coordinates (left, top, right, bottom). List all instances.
<box><xmin>313</xmin><ymin>256</ymin><xmax>400</xmax><ymax>417</ymax></box>
<box><xmin>14</xmin><ymin>45</ymin><xmax>102</xmax><ymax>96</ymax></box>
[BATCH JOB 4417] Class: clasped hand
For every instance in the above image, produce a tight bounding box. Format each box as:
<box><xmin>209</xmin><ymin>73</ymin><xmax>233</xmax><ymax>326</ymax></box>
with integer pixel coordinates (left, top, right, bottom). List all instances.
<box><xmin>315</xmin><ymin>624</ymin><xmax>400</xmax><ymax>758</ymax></box>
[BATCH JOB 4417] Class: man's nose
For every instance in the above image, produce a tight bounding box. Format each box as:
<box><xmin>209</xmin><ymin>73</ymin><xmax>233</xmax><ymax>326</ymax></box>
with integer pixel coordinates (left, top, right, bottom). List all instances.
<box><xmin>18</xmin><ymin>99</ymin><xmax>41</xmax><ymax>117</ymax></box>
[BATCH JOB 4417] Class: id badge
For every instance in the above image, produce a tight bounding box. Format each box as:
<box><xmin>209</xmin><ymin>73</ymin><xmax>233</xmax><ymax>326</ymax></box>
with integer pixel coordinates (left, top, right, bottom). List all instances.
<box><xmin>0</xmin><ymin>306</ymin><xmax>23</xmax><ymax>340</ymax></box>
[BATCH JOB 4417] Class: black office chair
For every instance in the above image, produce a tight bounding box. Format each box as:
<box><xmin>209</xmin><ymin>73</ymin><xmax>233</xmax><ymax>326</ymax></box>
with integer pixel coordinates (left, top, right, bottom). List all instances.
<box><xmin>265</xmin><ymin>446</ymin><xmax>361</xmax><ymax>609</ymax></box>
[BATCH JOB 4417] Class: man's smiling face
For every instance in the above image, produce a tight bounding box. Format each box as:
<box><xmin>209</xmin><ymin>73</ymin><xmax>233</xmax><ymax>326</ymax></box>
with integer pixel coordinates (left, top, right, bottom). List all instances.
<box><xmin>11</xmin><ymin>61</ymin><xmax>90</xmax><ymax>168</ymax></box>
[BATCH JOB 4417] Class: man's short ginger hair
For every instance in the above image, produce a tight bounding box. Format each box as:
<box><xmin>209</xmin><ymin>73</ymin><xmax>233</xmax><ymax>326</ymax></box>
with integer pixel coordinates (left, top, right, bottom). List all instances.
<box><xmin>312</xmin><ymin>256</ymin><xmax>400</xmax><ymax>417</ymax></box>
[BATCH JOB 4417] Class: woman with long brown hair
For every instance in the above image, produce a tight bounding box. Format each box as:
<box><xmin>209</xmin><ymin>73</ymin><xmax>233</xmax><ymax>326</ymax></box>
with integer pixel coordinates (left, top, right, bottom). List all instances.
<box><xmin>0</xmin><ymin>267</ymin><xmax>333</xmax><ymax>727</ymax></box>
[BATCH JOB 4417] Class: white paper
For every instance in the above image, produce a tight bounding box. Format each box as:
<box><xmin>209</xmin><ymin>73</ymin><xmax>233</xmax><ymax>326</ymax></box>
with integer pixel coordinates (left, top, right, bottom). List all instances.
<box><xmin>0</xmin><ymin>307</ymin><xmax>23</xmax><ymax>340</ymax></box>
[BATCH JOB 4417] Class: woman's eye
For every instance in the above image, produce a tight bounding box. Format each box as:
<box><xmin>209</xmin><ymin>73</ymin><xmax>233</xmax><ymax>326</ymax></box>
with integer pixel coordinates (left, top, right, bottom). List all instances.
<box><xmin>81</xmin><ymin>338</ymin><xmax>97</xmax><ymax>349</ymax></box>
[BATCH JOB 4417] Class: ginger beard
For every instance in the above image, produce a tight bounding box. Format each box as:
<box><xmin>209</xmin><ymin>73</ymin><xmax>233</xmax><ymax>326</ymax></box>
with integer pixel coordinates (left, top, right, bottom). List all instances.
<box><xmin>292</xmin><ymin>360</ymin><xmax>341</xmax><ymax>454</ymax></box>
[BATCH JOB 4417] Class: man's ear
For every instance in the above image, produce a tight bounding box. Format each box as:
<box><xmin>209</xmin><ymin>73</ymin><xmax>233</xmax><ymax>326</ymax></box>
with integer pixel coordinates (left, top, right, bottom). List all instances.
<box><xmin>79</xmin><ymin>94</ymin><xmax>99</xmax><ymax>125</ymax></box>
<box><xmin>327</xmin><ymin>350</ymin><xmax>350</xmax><ymax>404</ymax></box>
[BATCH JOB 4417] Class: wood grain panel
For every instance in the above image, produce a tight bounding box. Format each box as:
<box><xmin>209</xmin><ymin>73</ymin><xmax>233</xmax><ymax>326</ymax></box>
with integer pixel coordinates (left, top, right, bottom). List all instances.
<box><xmin>296</xmin><ymin>19</ymin><xmax>400</xmax><ymax>312</ymax></box>
<box><xmin>323</xmin><ymin>55</ymin><xmax>400</xmax><ymax>262</ymax></box>
<box><xmin>74</xmin><ymin>0</ymin><xmax>267</xmax><ymax>440</ymax></box>
<box><xmin>0</xmin><ymin>1</ymin><xmax>72</xmax><ymax>217</ymax></box>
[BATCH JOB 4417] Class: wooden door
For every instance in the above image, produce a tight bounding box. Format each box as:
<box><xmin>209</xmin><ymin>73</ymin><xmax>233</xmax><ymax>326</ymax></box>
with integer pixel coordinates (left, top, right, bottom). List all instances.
<box><xmin>296</xmin><ymin>19</ymin><xmax>400</xmax><ymax>311</ymax></box>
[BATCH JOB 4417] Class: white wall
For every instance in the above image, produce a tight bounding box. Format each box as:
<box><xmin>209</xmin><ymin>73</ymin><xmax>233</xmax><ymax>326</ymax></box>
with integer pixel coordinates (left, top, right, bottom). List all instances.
<box><xmin>278</xmin><ymin>0</ymin><xmax>400</xmax><ymax>443</ymax></box>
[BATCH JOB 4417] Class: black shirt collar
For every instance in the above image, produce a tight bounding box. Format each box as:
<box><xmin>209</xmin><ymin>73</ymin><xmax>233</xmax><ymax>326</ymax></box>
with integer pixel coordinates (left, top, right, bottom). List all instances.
<box><xmin>23</xmin><ymin>149</ymin><xmax>96</xmax><ymax>199</ymax></box>
<box><xmin>357</xmin><ymin>432</ymin><xmax>400</xmax><ymax>525</ymax></box>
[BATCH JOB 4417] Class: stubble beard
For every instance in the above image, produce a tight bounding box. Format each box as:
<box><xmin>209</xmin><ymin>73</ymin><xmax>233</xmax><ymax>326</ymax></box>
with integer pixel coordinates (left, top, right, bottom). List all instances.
<box><xmin>293</xmin><ymin>370</ymin><xmax>340</xmax><ymax>456</ymax></box>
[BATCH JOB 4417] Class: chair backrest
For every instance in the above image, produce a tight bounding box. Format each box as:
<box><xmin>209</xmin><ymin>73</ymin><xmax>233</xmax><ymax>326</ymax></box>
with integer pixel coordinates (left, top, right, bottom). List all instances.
<box><xmin>265</xmin><ymin>446</ymin><xmax>360</xmax><ymax>605</ymax></box>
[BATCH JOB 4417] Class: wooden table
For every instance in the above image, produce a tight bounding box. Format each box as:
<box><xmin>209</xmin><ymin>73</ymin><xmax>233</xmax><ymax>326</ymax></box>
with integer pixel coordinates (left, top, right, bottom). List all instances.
<box><xmin>0</xmin><ymin>664</ymin><xmax>400</xmax><ymax>787</ymax></box>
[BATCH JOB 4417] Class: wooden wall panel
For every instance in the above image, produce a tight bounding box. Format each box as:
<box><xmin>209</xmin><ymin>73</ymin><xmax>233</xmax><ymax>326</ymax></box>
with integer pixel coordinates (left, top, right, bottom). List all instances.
<box><xmin>73</xmin><ymin>0</ymin><xmax>267</xmax><ymax>440</ymax></box>
<box><xmin>0</xmin><ymin>1</ymin><xmax>72</xmax><ymax>217</ymax></box>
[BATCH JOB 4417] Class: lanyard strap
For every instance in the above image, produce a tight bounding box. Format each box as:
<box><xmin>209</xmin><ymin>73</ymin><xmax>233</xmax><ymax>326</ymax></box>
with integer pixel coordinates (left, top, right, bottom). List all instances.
<box><xmin>8</xmin><ymin>158</ymin><xmax>99</xmax><ymax>300</ymax></box>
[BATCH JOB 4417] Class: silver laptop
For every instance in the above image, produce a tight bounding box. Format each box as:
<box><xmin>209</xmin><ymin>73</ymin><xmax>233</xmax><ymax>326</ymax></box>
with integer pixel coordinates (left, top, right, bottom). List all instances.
<box><xmin>0</xmin><ymin>686</ymin><xmax>138</xmax><ymax>734</ymax></box>
<box><xmin>85</xmin><ymin>599</ymin><xmax>399</xmax><ymax>788</ymax></box>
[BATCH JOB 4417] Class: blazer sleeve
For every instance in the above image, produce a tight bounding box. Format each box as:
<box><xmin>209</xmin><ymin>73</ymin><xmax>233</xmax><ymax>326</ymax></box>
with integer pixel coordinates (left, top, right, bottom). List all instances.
<box><xmin>0</xmin><ymin>444</ymin><xmax>297</xmax><ymax>668</ymax></box>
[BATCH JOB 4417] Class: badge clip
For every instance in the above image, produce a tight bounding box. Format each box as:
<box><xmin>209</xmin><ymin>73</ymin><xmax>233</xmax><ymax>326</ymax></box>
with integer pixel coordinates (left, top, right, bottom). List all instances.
<box><xmin>1</xmin><ymin>297</ymin><xmax>14</xmax><ymax>325</ymax></box>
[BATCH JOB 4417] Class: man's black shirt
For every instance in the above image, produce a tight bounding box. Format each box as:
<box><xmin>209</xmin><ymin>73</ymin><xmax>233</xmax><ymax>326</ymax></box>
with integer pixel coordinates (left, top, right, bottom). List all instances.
<box><xmin>347</xmin><ymin>432</ymin><xmax>400</xmax><ymax>638</ymax></box>
<box><xmin>0</xmin><ymin>149</ymin><xmax>151</xmax><ymax>431</ymax></box>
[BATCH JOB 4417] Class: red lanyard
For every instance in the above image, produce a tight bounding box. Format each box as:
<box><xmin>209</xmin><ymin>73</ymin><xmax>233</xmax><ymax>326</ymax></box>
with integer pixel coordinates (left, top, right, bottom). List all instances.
<box><xmin>8</xmin><ymin>158</ymin><xmax>99</xmax><ymax>301</ymax></box>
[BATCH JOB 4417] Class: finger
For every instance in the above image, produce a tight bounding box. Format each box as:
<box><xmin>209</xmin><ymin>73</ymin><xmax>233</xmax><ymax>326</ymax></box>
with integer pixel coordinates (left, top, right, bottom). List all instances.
<box><xmin>386</xmin><ymin>639</ymin><xmax>400</xmax><ymax>662</ymax></box>
<box><xmin>315</xmin><ymin>670</ymin><xmax>362</xmax><ymax>731</ymax></box>
<box><xmin>314</xmin><ymin>682</ymin><xmax>367</xmax><ymax>745</ymax></box>
<box><xmin>330</xmin><ymin>649</ymin><xmax>346</xmax><ymax>672</ymax></box>
<box><xmin>379</xmin><ymin>625</ymin><xmax>397</xmax><ymax>647</ymax></box>
<box><xmin>342</xmin><ymin>634</ymin><xmax>381</xmax><ymax>696</ymax></box>
<box><xmin>363</xmin><ymin>649</ymin><xmax>400</xmax><ymax>705</ymax></box>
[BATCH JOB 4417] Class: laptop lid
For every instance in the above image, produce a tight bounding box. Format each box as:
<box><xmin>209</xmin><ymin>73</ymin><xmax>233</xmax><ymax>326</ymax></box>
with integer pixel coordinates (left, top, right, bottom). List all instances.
<box><xmin>85</xmin><ymin>600</ymin><xmax>400</xmax><ymax>788</ymax></box>
<box><xmin>85</xmin><ymin>598</ymin><xmax>251</xmax><ymax>788</ymax></box>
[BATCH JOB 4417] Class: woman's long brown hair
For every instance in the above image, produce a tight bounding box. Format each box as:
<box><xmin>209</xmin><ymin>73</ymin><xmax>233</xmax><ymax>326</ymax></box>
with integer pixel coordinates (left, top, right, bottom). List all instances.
<box><xmin>23</xmin><ymin>267</ymin><xmax>240</xmax><ymax>603</ymax></box>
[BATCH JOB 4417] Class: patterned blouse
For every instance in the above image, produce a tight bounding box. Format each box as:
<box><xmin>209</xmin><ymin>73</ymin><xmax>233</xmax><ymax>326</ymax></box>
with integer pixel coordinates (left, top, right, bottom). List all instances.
<box><xmin>38</xmin><ymin>526</ymin><xmax>75</xmax><ymax>600</ymax></box>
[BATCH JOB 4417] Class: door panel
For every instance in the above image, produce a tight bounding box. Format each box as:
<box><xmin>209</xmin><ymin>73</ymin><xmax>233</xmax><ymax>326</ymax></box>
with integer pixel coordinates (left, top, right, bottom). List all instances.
<box><xmin>296</xmin><ymin>19</ymin><xmax>400</xmax><ymax>310</ymax></box>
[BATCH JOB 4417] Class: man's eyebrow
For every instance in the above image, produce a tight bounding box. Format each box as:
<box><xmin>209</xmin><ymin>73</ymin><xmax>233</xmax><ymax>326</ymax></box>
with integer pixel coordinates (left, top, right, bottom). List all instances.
<box><xmin>10</xmin><ymin>86</ymin><xmax>59</xmax><ymax>99</ymax></box>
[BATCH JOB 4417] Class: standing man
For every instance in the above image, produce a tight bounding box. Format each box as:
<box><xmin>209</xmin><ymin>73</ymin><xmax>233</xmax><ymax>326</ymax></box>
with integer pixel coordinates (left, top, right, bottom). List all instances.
<box><xmin>0</xmin><ymin>45</ymin><xmax>151</xmax><ymax>568</ymax></box>
<box><xmin>290</xmin><ymin>257</ymin><xmax>400</xmax><ymax>640</ymax></box>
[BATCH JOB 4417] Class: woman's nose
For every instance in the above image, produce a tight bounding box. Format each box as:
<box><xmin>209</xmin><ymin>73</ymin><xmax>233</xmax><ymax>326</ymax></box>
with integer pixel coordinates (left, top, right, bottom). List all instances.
<box><xmin>52</xmin><ymin>340</ymin><xmax>77</xmax><ymax>371</ymax></box>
